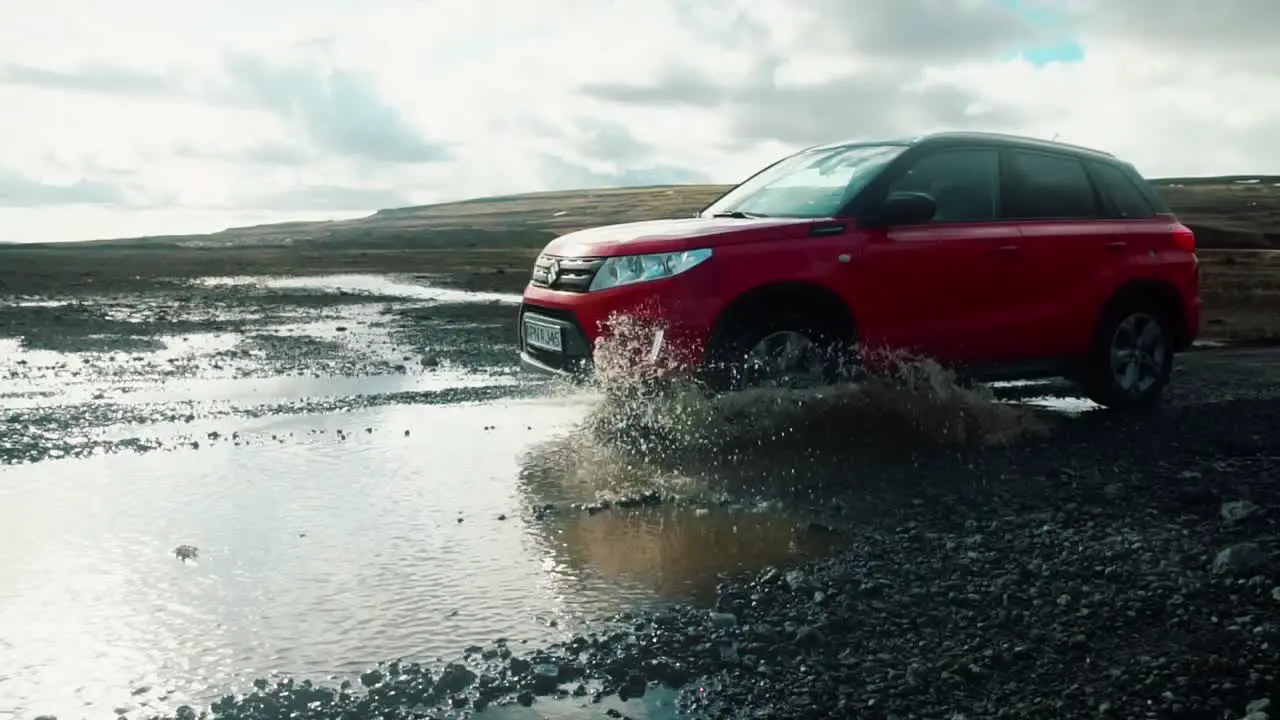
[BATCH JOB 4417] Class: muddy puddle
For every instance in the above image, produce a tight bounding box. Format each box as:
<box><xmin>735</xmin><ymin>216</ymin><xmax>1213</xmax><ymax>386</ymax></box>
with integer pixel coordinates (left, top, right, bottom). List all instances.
<box><xmin>0</xmin><ymin>394</ymin><xmax>842</xmax><ymax>718</ymax></box>
<box><xmin>0</xmin><ymin>273</ymin><xmax>1108</xmax><ymax>718</ymax></box>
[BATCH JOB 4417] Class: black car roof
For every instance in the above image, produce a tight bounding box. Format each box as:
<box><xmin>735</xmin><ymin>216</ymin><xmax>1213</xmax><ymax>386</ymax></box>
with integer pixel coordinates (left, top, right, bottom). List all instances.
<box><xmin>810</xmin><ymin>130</ymin><xmax>1119</xmax><ymax>164</ymax></box>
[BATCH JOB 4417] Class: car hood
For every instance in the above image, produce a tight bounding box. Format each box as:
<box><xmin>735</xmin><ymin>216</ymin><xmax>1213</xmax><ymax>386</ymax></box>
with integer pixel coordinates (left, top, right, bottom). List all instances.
<box><xmin>543</xmin><ymin>217</ymin><xmax>821</xmax><ymax>257</ymax></box>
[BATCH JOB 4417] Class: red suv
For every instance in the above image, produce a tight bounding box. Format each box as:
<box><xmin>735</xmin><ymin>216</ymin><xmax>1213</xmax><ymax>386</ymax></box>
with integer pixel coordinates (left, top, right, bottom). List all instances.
<box><xmin>518</xmin><ymin>131</ymin><xmax>1200</xmax><ymax>409</ymax></box>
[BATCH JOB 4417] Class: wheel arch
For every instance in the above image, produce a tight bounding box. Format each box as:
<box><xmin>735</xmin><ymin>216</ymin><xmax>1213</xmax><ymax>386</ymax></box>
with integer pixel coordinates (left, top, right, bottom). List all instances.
<box><xmin>707</xmin><ymin>281</ymin><xmax>858</xmax><ymax>354</ymax></box>
<box><xmin>1098</xmin><ymin>278</ymin><xmax>1190</xmax><ymax>351</ymax></box>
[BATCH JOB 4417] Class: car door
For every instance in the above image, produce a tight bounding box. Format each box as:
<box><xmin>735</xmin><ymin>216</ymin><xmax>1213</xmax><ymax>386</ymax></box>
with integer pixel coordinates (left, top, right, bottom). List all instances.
<box><xmin>853</xmin><ymin>146</ymin><xmax>1024</xmax><ymax>364</ymax></box>
<box><xmin>1002</xmin><ymin>150</ymin><xmax>1117</xmax><ymax>358</ymax></box>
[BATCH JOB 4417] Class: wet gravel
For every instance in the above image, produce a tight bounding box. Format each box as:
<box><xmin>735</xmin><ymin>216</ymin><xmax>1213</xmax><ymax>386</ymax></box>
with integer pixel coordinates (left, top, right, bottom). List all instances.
<box><xmin>6</xmin><ymin>276</ymin><xmax>1280</xmax><ymax>719</ymax></box>
<box><xmin>123</xmin><ymin>393</ymin><xmax>1280</xmax><ymax>720</ymax></box>
<box><xmin>1</xmin><ymin>278</ymin><xmax>526</xmax><ymax>464</ymax></box>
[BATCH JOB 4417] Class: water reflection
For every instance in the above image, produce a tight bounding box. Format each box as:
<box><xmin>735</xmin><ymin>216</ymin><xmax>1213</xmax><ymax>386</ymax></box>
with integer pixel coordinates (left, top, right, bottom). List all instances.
<box><xmin>515</xmin><ymin>429</ymin><xmax>842</xmax><ymax>604</ymax></box>
<box><xmin>547</xmin><ymin>506</ymin><xmax>838</xmax><ymax>603</ymax></box>
<box><xmin>0</xmin><ymin>390</ymin><xmax>843</xmax><ymax>718</ymax></box>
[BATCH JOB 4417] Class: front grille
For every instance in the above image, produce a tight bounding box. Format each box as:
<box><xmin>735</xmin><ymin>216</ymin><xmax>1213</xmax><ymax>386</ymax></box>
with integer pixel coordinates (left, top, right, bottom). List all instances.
<box><xmin>530</xmin><ymin>255</ymin><xmax>606</xmax><ymax>293</ymax></box>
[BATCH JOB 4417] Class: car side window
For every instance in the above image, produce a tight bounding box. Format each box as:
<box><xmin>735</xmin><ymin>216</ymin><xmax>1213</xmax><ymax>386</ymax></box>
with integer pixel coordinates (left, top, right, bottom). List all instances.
<box><xmin>884</xmin><ymin>149</ymin><xmax>999</xmax><ymax>223</ymax></box>
<box><xmin>1088</xmin><ymin>161</ymin><xmax>1156</xmax><ymax>219</ymax></box>
<box><xmin>1004</xmin><ymin>151</ymin><xmax>1099</xmax><ymax>220</ymax></box>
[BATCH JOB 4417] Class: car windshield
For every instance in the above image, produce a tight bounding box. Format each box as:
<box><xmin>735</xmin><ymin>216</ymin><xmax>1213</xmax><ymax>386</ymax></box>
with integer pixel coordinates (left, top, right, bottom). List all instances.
<box><xmin>702</xmin><ymin>143</ymin><xmax>907</xmax><ymax>219</ymax></box>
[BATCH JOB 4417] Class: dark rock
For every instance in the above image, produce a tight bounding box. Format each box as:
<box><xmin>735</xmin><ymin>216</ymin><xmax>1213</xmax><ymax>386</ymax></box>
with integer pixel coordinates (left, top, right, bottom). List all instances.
<box><xmin>529</xmin><ymin>663</ymin><xmax>561</xmax><ymax>694</ymax></box>
<box><xmin>359</xmin><ymin>669</ymin><xmax>384</xmax><ymax>688</ymax></box>
<box><xmin>1213</xmin><ymin>543</ymin><xmax>1269</xmax><ymax>575</ymax></box>
<box><xmin>434</xmin><ymin>663</ymin><xmax>477</xmax><ymax>695</ymax></box>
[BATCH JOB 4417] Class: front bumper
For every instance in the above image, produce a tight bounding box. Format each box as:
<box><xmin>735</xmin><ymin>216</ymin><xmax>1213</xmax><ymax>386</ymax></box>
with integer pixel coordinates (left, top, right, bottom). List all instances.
<box><xmin>517</xmin><ymin>278</ymin><xmax>714</xmax><ymax>381</ymax></box>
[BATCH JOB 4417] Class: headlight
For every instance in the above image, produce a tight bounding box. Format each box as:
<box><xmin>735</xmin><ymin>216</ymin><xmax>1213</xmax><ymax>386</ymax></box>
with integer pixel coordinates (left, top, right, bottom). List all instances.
<box><xmin>589</xmin><ymin>248</ymin><xmax>713</xmax><ymax>292</ymax></box>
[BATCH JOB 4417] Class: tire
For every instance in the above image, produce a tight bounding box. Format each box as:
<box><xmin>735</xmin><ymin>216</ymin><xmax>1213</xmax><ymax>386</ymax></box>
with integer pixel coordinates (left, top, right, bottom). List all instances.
<box><xmin>1078</xmin><ymin>296</ymin><xmax>1175</xmax><ymax>410</ymax></box>
<box><xmin>704</xmin><ymin>307</ymin><xmax>856</xmax><ymax>393</ymax></box>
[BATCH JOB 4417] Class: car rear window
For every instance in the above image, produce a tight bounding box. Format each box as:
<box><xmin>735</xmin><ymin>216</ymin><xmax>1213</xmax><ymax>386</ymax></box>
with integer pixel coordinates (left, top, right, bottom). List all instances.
<box><xmin>1088</xmin><ymin>161</ymin><xmax>1157</xmax><ymax>219</ymax></box>
<box><xmin>1122</xmin><ymin>164</ymin><xmax>1173</xmax><ymax>214</ymax></box>
<box><xmin>1004</xmin><ymin>151</ymin><xmax>1099</xmax><ymax>220</ymax></box>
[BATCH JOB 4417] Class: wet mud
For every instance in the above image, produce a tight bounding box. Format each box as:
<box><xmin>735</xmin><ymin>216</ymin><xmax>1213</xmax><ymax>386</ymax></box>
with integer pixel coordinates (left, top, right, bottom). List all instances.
<box><xmin>3</xmin><ymin>273</ymin><xmax>1280</xmax><ymax>719</ymax></box>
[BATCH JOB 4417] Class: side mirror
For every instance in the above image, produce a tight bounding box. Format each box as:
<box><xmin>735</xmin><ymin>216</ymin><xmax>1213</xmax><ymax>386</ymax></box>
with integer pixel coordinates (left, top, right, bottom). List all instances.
<box><xmin>877</xmin><ymin>191</ymin><xmax>936</xmax><ymax>226</ymax></box>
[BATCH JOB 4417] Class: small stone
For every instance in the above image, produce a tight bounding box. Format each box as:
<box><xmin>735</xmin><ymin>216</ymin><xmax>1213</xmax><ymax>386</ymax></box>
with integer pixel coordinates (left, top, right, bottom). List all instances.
<box><xmin>710</xmin><ymin>612</ymin><xmax>738</xmax><ymax>628</ymax></box>
<box><xmin>1221</xmin><ymin>500</ymin><xmax>1262</xmax><ymax>523</ymax></box>
<box><xmin>530</xmin><ymin>663</ymin><xmax>561</xmax><ymax>694</ymax></box>
<box><xmin>618</xmin><ymin>672</ymin><xmax>647</xmax><ymax>700</ymax></box>
<box><xmin>795</xmin><ymin>625</ymin><xmax>824</xmax><ymax>647</ymax></box>
<box><xmin>1246</xmin><ymin>698</ymin><xmax>1272</xmax><ymax>715</ymax></box>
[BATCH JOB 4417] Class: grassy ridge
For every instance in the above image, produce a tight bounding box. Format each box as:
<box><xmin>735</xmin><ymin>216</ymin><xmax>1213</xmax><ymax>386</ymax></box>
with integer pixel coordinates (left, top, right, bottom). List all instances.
<box><xmin>2</xmin><ymin>175</ymin><xmax>1271</xmax><ymax>252</ymax></box>
<box><xmin>0</xmin><ymin>177</ymin><xmax>1276</xmax><ymax>344</ymax></box>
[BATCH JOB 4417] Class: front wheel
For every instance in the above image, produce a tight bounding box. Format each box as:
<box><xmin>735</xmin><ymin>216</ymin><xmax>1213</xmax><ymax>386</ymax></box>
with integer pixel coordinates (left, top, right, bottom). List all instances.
<box><xmin>1078</xmin><ymin>299</ymin><xmax>1174</xmax><ymax>410</ymax></box>
<box><xmin>704</xmin><ymin>310</ymin><xmax>857</xmax><ymax>393</ymax></box>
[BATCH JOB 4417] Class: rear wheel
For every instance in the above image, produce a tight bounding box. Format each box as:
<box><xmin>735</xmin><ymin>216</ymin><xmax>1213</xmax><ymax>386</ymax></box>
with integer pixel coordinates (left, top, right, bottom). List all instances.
<box><xmin>1078</xmin><ymin>298</ymin><xmax>1174</xmax><ymax>410</ymax></box>
<box><xmin>705</xmin><ymin>309</ymin><xmax>857</xmax><ymax>392</ymax></box>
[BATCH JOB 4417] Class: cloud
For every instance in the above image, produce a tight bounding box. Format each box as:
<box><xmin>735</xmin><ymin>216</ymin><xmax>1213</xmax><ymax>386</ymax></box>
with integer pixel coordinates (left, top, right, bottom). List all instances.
<box><xmin>239</xmin><ymin>185</ymin><xmax>414</xmax><ymax>212</ymax></box>
<box><xmin>575</xmin><ymin>122</ymin><xmax>658</xmax><ymax>163</ymax></box>
<box><xmin>220</xmin><ymin>53</ymin><xmax>451</xmax><ymax>164</ymax></box>
<box><xmin>0</xmin><ymin>62</ymin><xmax>182</xmax><ymax>97</ymax></box>
<box><xmin>583</xmin><ymin>59</ymin><xmax>1028</xmax><ymax>146</ymax></box>
<box><xmin>0</xmin><ymin>0</ymin><xmax>1278</xmax><ymax>242</ymax></box>
<box><xmin>802</xmin><ymin>0</ymin><xmax>1050</xmax><ymax>61</ymax></box>
<box><xmin>538</xmin><ymin>155</ymin><xmax>709</xmax><ymax>191</ymax></box>
<box><xmin>1065</xmin><ymin>0</ymin><xmax>1280</xmax><ymax>63</ymax></box>
<box><xmin>0</xmin><ymin>171</ymin><xmax>126</xmax><ymax>207</ymax></box>
<box><xmin>173</xmin><ymin>141</ymin><xmax>315</xmax><ymax>166</ymax></box>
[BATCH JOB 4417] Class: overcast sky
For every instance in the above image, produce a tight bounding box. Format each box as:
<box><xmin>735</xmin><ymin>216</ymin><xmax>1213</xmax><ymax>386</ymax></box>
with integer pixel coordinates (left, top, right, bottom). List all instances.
<box><xmin>2</xmin><ymin>0</ymin><xmax>1277</xmax><ymax>242</ymax></box>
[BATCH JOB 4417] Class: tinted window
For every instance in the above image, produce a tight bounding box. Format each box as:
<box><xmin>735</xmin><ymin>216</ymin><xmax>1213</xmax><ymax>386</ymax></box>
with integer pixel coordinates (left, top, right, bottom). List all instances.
<box><xmin>884</xmin><ymin>149</ymin><xmax>999</xmax><ymax>222</ymax></box>
<box><xmin>1005</xmin><ymin>151</ymin><xmax>1099</xmax><ymax>220</ymax></box>
<box><xmin>1089</xmin><ymin>161</ymin><xmax>1156</xmax><ymax>219</ymax></box>
<box><xmin>1123</xmin><ymin>164</ymin><xmax>1172</xmax><ymax>214</ymax></box>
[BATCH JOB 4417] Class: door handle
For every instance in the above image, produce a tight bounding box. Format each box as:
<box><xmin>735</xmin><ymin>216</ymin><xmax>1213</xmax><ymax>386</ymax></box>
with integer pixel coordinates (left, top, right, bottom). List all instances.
<box><xmin>1107</xmin><ymin>240</ymin><xmax>1127</xmax><ymax>251</ymax></box>
<box><xmin>996</xmin><ymin>244</ymin><xmax>1019</xmax><ymax>254</ymax></box>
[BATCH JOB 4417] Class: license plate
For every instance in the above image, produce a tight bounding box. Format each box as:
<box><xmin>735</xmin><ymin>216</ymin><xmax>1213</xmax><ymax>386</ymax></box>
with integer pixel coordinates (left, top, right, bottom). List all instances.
<box><xmin>523</xmin><ymin>319</ymin><xmax>563</xmax><ymax>352</ymax></box>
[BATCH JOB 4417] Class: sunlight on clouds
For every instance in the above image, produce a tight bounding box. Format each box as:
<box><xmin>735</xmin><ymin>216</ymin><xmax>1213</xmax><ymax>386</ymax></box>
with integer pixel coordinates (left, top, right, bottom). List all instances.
<box><xmin>0</xmin><ymin>0</ymin><xmax>1278</xmax><ymax>241</ymax></box>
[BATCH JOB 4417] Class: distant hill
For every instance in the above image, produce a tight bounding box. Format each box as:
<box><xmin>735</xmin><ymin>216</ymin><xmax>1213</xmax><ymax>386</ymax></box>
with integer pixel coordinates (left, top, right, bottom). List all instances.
<box><xmin>24</xmin><ymin>176</ymin><xmax>1280</xmax><ymax>251</ymax></box>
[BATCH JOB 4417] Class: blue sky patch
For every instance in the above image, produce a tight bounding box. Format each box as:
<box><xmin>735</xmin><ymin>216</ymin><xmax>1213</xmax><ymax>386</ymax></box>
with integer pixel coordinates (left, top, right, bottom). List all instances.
<box><xmin>998</xmin><ymin>0</ymin><xmax>1085</xmax><ymax>65</ymax></box>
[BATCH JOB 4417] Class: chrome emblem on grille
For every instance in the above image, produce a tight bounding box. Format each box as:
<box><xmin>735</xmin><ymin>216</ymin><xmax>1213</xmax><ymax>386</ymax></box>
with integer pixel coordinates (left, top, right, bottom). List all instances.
<box><xmin>546</xmin><ymin>259</ymin><xmax>561</xmax><ymax>285</ymax></box>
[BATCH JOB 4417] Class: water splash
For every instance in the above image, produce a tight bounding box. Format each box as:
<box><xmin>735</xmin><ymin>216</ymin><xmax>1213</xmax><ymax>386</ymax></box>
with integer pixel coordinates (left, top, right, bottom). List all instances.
<box><xmin>572</xmin><ymin>314</ymin><xmax>1054</xmax><ymax>479</ymax></box>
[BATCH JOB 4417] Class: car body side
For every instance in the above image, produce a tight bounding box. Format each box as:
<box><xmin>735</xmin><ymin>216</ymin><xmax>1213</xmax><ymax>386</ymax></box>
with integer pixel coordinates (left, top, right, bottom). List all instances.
<box><xmin>519</xmin><ymin>134</ymin><xmax>1200</xmax><ymax>384</ymax></box>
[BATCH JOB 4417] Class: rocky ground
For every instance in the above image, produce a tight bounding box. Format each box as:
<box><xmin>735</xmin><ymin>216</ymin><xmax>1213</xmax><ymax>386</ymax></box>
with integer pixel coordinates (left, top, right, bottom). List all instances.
<box><xmin>4</xmin><ymin>276</ymin><xmax>1279</xmax><ymax>720</ymax></box>
<box><xmin>120</xmin><ymin>356</ymin><xmax>1280</xmax><ymax>720</ymax></box>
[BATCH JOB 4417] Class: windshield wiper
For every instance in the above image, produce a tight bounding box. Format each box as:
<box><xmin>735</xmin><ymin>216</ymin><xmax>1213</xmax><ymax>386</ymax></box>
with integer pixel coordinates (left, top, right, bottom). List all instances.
<box><xmin>709</xmin><ymin>210</ymin><xmax>769</xmax><ymax>219</ymax></box>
